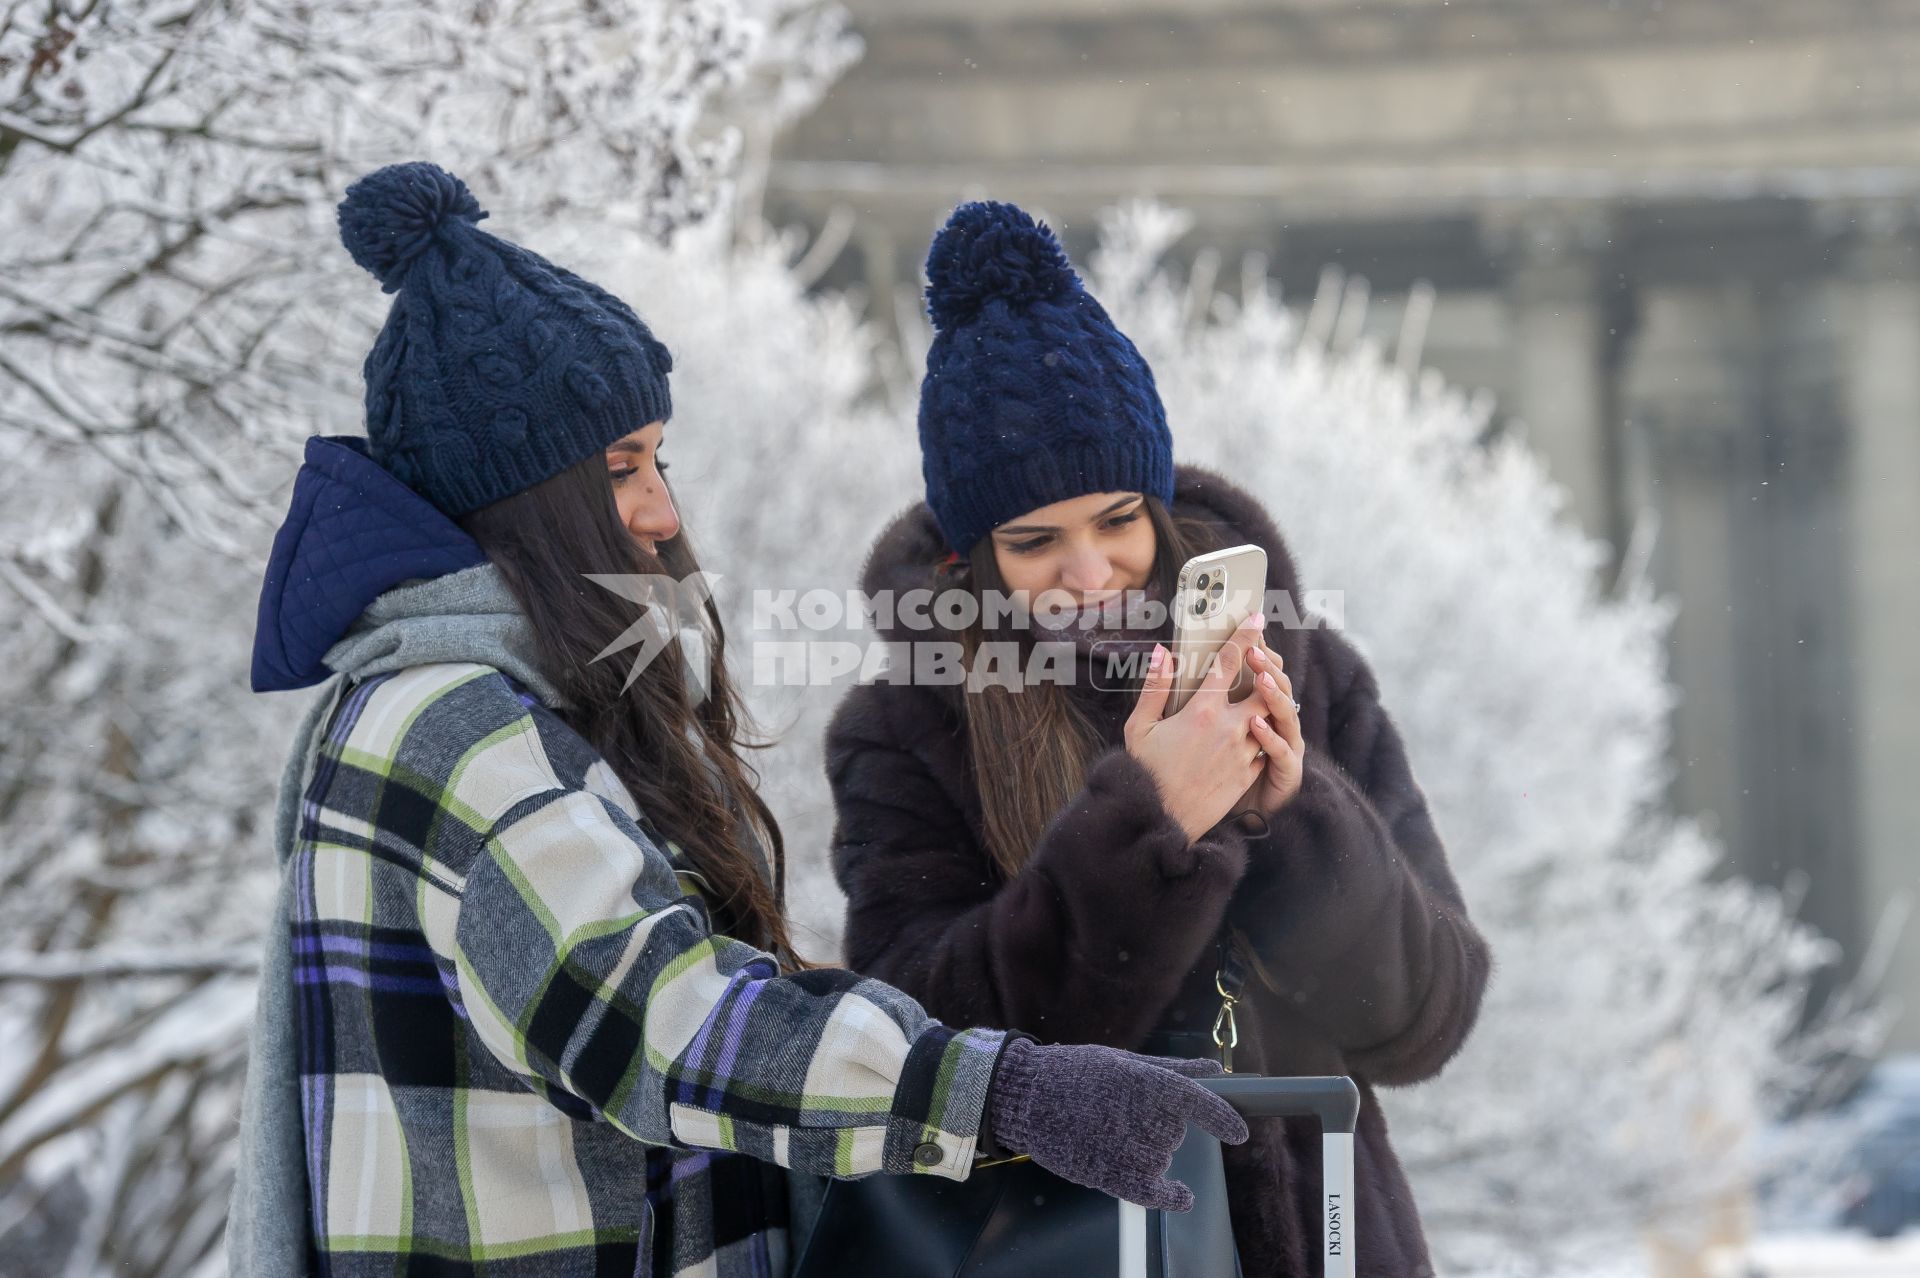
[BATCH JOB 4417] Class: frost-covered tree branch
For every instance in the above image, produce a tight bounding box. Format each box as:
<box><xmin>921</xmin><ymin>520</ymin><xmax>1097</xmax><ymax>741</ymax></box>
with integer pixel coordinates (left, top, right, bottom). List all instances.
<box><xmin>0</xmin><ymin>948</ymin><xmax>260</xmax><ymax>984</ymax></box>
<box><xmin>0</xmin><ymin>3</ymin><xmax>858</xmax><ymax>1274</ymax></box>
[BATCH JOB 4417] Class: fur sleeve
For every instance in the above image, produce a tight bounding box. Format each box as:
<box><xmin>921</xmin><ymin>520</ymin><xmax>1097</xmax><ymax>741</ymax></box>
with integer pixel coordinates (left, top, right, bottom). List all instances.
<box><xmin>1231</xmin><ymin>628</ymin><xmax>1492</xmax><ymax>1086</ymax></box>
<box><xmin>829</xmin><ymin>684</ymin><xmax>1248</xmax><ymax>1048</ymax></box>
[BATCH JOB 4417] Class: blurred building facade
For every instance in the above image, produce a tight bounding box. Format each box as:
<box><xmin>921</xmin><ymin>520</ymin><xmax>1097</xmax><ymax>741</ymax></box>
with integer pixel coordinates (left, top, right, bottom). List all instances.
<box><xmin>767</xmin><ymin>0</ymin><xmax>1920</xmax><ymax>1051</ymax></box>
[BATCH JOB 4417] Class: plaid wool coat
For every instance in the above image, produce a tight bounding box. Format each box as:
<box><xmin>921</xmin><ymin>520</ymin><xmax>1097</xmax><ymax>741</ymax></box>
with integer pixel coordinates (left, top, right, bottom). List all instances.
<box><xmin>290</xmin><ymin>659</ymin><xmax>1004</xmax><ymax>1277</ymax></box>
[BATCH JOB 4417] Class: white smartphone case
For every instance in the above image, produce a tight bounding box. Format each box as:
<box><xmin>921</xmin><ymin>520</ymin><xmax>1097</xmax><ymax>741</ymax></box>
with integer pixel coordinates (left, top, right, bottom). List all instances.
<box><xmin>1166</xmin><ymin>544</ymin><xmax>1269</xmax><ymax>714</ymax></box>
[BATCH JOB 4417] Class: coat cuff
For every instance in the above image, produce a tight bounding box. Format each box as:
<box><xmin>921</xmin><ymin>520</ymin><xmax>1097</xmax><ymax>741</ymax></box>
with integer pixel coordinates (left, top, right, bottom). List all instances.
<box><xmin>1263</xmin><ymin>751</ymin><xmax>1380</xmax><ymax>857</ymax></box>
<box><xmin>886</xmin><ymin>1025</ymin><xmax>1009</xmax><ymax>1180</ymax></box>
<box><xmin>1273</xmin><ymin>749</ymin><xmax>1359</xmax><ymax>828</ymax></box>
<box><xmin>974</xmin><ymin>1030</ymin><xmax>1039</xmax><ymax>1162</ymax></box>
<box><xmin>1235</xmin><ymin>752</ymin><xmax>1409</xmax><ymax>952</ymax></box>
<box><xmin>1077</xmin><ymin>747</ymin><xmax>1248</xmax><ymax>882</ymax></box>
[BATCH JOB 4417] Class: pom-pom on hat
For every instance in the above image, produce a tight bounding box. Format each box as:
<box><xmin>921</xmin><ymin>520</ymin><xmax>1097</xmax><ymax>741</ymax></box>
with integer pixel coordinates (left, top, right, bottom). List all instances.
<box><xmin>917</xmin><ymin>200</ymin><xmax>1174</xmax><ymax>557</ymax></box>
<box><xmin>338</xmin><ymin>161</ymin><xmax>674</xmax><ymax>517</ymax></box>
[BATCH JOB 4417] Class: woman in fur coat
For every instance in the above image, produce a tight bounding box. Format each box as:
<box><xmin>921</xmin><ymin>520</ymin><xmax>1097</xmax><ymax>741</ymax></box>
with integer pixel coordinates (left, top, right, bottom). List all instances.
<box><xmin>828</xmin><ymin>201</ymin><xmax>1492</xmax><ymax>1277</ymax></box>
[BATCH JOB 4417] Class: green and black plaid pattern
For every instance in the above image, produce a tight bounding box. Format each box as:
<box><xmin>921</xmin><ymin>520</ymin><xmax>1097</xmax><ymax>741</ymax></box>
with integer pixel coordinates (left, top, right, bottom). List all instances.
<box><xmin>292</xmin><ymin>663</ymin><xmax>1003</xmax><ymax>1276</ymax></box>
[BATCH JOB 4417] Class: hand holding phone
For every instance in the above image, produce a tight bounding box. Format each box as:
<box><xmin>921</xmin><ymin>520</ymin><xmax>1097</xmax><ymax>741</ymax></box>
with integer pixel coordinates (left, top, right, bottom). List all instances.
<box><xmin>1236</xmin><ymin>643</ymin><xmax>1307</xmax><ymax>821</ymax></box>
<box><xmin>1123</xmin><ymin>613</ymin><xmax>1271</xmax><ymax>842</ymax></box>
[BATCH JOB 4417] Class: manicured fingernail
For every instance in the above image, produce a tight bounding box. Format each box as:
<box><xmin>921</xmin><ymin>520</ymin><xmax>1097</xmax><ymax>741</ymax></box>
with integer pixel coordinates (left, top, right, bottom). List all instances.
<box><xmin>1248</xmin><ymin>646</ymin><xmax>1266</xmax><ymax>666</ymax></box>
<box><xmin>1262</xmin><ymin>673</ymin><xmax>1277</xmax><ymax>690</ymax></box>
<box><xmin>1149</xmin><ymin>643</ymin><xmax>1165</xmax><ymax>671</ymax></box>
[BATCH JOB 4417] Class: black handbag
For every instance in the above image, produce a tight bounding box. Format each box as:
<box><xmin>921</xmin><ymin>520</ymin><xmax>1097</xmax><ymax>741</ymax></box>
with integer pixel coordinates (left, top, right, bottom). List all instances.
<box><xmin>791</xmin><ymin>944</ymin><xmax>1362</xmax><ymax>1277</ymax></box>
<box><xmin>789</xmin><ymin>1120</ymin><xmax>1237</xmax><ymax>1277</ymax></box>
<box><xmin>789</xmin><ymin>1074</ymin><xmax>1359</xmax><ymax>1278</ymax></box>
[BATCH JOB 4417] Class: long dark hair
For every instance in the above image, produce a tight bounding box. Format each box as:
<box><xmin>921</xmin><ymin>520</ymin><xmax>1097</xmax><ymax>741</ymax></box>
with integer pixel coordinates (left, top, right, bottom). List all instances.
<box><xmin>458</xmin><ymin>457</ymin><xmax>799</xmax><ymax>964</ymax></box>
<box><xmin>944</xmin><ymin>496</ymin><xmax>1208</xmax><ymax>878</ymax></box>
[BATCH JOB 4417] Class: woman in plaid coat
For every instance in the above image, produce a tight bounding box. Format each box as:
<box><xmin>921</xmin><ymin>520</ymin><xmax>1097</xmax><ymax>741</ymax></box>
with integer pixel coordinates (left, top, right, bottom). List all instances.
<box><xmin>225</xmin><ymin>164</ymin><xmax>1251</xmax><ymax>1278</ymax></box>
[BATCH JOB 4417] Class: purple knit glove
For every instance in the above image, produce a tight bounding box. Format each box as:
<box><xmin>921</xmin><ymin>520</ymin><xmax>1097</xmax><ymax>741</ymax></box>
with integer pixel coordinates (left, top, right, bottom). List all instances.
<box><xmin>985</xmin><ymin>1039</ymin><xmax>1249</xmax><ymax>1213</ymax></box>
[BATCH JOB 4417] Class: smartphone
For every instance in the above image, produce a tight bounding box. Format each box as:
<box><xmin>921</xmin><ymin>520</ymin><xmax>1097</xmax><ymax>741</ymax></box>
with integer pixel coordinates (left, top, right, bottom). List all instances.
<box><xmin>1165</xmin><ymin>543</ymin><xmax>1268</xmax><ymax>714</ymax></box>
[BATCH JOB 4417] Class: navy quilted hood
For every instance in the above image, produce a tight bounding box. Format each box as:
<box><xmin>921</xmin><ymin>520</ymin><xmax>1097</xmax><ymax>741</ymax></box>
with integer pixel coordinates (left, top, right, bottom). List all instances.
<box><xmin>251</xmin><ymin>436</ymin><xmax>487</xmax><ymax>692</ymax></box>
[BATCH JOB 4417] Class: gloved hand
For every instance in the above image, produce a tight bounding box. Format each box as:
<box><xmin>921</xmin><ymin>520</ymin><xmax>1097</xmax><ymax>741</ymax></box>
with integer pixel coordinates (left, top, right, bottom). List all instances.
<box><xmin>985</xmin><ymin>1038</ymin><xmax>1249</xmax><ymax>1212</ymax></box>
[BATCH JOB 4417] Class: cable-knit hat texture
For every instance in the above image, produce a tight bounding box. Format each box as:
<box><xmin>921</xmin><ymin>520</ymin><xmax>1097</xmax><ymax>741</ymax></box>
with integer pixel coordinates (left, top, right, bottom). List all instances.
<box><xmin>917</xmin><ymin>201</ymin><xmax>1174</xmax><ymax>556</ymax></box>
<box><xmin>339</xmin><ymin>161</ymin><xmax>673</xmax><ymax>517</ymax></box>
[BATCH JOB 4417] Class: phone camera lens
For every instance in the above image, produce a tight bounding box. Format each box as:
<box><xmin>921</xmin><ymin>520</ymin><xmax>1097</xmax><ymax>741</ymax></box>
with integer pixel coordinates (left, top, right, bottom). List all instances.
<box><xmin>1196</xmin><ymin>573</ymin><xmax>1212</xmax><ymax>589</ymax></box>
<box><xmin>1209</xmin><ymin>580</ymin><xmax>1224</xmax><ymax>596</ymax></box>
<box><xmin>1192</xmin><ymin>599</ymin><xmax>1207</xmax><ymax>616</ymax></box>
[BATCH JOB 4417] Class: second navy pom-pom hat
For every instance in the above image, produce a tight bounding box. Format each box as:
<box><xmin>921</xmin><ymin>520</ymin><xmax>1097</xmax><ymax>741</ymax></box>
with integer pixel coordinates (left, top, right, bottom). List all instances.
<box><xmin>338</xmin><ymin>161</ymin><xmax>675</xmax><ymax>517</ymax></box>
<box><xmin>917</xmin><ymin>200</ymin><xmax>1175</xmax><ymax>557</ymax></box>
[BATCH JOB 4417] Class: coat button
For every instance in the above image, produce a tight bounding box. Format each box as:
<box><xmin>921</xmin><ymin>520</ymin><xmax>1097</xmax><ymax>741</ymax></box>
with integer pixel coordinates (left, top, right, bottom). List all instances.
<box><xmin>913</xmin><ymin>1142</ymin><xmax>944</xmax><ymax>1168</ymax></box>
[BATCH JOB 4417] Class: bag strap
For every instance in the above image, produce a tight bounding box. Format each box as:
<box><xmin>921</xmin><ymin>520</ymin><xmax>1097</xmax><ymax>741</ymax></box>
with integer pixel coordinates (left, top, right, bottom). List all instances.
<box><xmin>1211</xmin><ymin>933</ymin><xmax>1250</xmax><ymax>1072</ymax></box>
<box><xmin>1229</xmin><ymin>924</ymin><xmax>1288</xmax><ymax>998</ymax></box>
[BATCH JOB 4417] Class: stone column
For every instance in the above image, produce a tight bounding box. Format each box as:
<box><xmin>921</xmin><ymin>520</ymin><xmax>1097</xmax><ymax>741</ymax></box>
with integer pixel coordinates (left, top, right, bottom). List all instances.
<box><xmin>1833</xmin><ymin>203</ymin><xmax>1920</xmax><ymax>1053</ymax></box>
<box><xmin>1618</xmin><ymin>283</ymin><xmax>1755</xmax><ymax>866</ymax></box>
<box><xmin>1484</xmin><ymin>202</ymin><xmax>1622</xmax><ymax>549</ymax></box>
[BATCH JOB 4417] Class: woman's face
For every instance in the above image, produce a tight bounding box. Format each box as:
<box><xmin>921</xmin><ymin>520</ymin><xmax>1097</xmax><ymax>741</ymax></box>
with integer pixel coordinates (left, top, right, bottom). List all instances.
<box><xmin>988</xmin><ymin>491</ymin><xmax>1157</xmax><ymax>607</ymax></box>
<box><xmin>605</xmin><ymin>420</ymin><xmax>679</xmax><ymax>554</ymax></box>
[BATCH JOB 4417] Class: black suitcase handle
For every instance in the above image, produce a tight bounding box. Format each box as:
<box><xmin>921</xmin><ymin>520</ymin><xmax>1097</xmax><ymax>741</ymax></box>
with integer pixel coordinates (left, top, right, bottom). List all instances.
<box><xmin>1198</xmin><ymin>1074</ymin><xmax>1360</xmax><ymax>1130</ymax></box>
<box><xmin>1120</xmin><ymin>1075</ymin><xmax>1360</xmax><ymax>1278</ymax></box>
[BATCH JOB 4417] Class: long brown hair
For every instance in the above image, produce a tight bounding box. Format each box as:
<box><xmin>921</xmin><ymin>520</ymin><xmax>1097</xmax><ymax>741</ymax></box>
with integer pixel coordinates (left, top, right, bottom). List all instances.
<box><xmin>948</xmin><ymin>496</ymin><xmax>1207</xmax><ymax>879</ymax></box>
<box><xmin>458</xmin><ymin>456</ymin><xmax>799</xmax><ymax>965</ymax></box>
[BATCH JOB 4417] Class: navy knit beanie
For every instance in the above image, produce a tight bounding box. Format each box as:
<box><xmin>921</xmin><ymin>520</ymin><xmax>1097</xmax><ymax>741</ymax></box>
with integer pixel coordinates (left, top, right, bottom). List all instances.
<box><xmin>918</xmin><ymin>201</ymin><xmax>1175</xmax><ymax>557</ymax></box>
<box><xmin>337</xmin><ymin>161</ymin><xmax>673</xmax><ymax>517</ymax></box>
